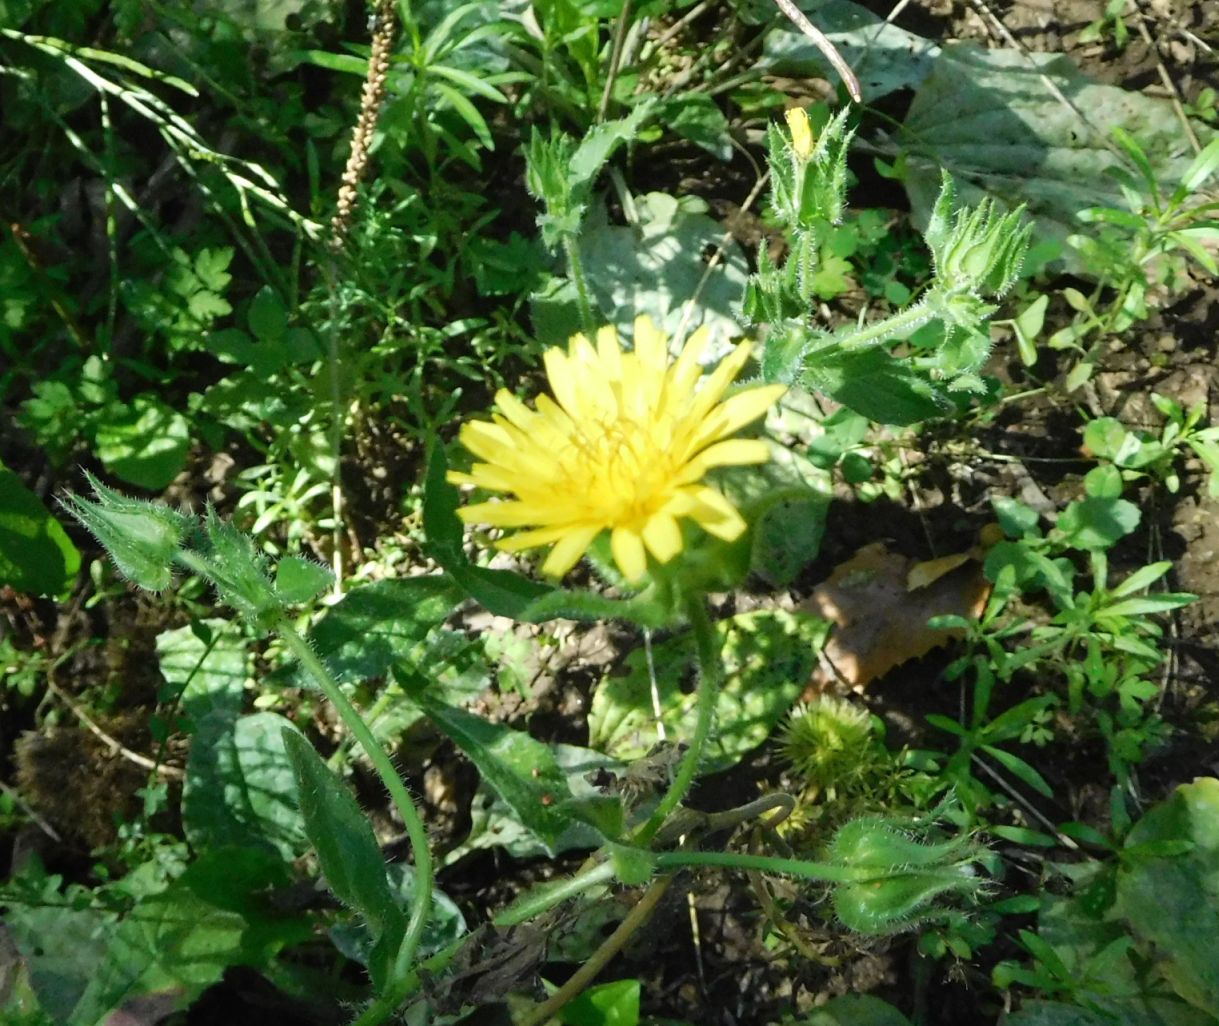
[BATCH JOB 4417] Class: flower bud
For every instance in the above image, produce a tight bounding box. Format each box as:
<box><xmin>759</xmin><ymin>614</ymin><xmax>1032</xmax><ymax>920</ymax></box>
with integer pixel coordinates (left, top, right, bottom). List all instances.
<box><xmin>193</xmin><ymin>510</ymin><xmax>282</xmax><ymax>629</ymax></box>
<box><xmin>785</xmin><ymin>107</ymin><xmax>814</xmax><ymax>160</ymax></box>
<box><xmin>61</xmin><ymin>473</ymin><xmax>191</xmax><ymax>592</ymax></box>
<box><xmin>765</xmin><ymin>108</ymin><xmax>853</xmax><ymax>232</ymax></box>
<box><xmin>925</xmin><ymin>172</ymin><xmax>1030</xmax><ymax>299</ymax></box>
<box><xmin>825</xmin><ymin>815</ymin><xmax>989</xmax><ymax>935</ymax></box>
<box><xmin>833</xmin><ymin>866</ymin><xmax>979</xmax><ymax>935</ymax></box>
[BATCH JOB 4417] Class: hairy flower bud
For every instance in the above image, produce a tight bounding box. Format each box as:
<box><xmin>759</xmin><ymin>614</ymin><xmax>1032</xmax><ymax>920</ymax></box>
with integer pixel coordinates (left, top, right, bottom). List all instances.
<box><xmin>825</xmin><ymin>814</ymin><xmax>990</xmax><ymax>935</ymax></box>
<box><xmin>924</xmin><ymin>171</ymin><xmax>1031</xmax><ymax>299</ymax></box>
<box><xmin>785</xmin><ymin>106</ymin><xmax>814</xmax><ymax>160</ymax></box>
<box><xmin>192</xmin><ymin>510</ymin><xmax>283</xmax><ymax>630</ymax></box>
<box><xmin>61</xmin><ymin>473</ymin><xmax>191</xmax><ymax>591</ymax></box>
<box><xmin>766</xmin><ymin>108</ymin><xmax>854</xmax><ymax>232</ymax></box>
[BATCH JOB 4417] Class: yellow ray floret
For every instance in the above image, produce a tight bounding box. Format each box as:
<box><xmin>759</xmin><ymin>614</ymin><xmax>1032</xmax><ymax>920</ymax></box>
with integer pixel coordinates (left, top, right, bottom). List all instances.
<box><xmin>448</xmin><ymin>316</ymin><xmax>786</xmax><ymax>583</ymax></box>
<box><xmin>785</xmin><ymin>106</ymin><xmax>814</xmax><ymax>159</ymax></box>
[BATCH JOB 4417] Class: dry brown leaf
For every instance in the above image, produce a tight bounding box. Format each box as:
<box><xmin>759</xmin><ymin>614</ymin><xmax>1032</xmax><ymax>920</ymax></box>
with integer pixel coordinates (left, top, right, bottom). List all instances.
<box><xmin>799</xmin><ymin>537</ymin><xmax>994</xmax><ymax>697</ymax></box>
<box><xmin>906</xmin><ymin>552</ymin><xmax>972</xmax><ymax>590</ymax></box>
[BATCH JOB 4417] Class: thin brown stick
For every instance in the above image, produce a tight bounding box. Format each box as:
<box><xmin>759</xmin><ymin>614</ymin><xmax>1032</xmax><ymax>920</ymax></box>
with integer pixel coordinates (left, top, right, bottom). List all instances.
<box><xmin>43</xmin><ymin>675</ymin><xmax>184</xmax><ymax>780</ymax></box>
<box><xmin>748</xmin><ymin>866</ymin><xmax>831</xmax><ymax>963</ymax></box>
<box><xmin>962</xmin><ymin>0</ymin><xmax>1127</xmax><ymax>165</ymax></box>
<box><xmin>969</xmin><ymin>754</ymin><xmax>1079</xmax><ymax>851</ymax></box>
<box><xmin>1129</xmin><ymin>0</ymin><xmax>1202</xmax><ymax>154</ymax></box>
<box><xmin>771</xmin><ymin>0</ymin><xmax>861</xmax><ymax>102</ymax></box>
<box><xmin>0</xmin><ymin>779</ymin><xmax>63</xmax><ymax>842</ymax></box>
<box><xmin>517</xmin><ymin>876</ymin><xmax>673</xmax><ymax>1026</ymax></box>
<box><xmin>1177</xmin><ymin>27</ymin><xmax>1212</xmax><ymax>54</ymax></box>
<box><xmin>652</xmin><ymin>0</ymin><xmax>709</xmax><ymax>51</ymax></box>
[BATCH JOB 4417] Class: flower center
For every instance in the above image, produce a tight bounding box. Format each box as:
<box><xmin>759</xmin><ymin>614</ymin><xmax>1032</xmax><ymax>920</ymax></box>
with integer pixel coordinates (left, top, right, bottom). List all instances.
<box><xmin>566</xmin><ymin>413</ymin><xmax>675</xmax><ymax>528</ymax></box>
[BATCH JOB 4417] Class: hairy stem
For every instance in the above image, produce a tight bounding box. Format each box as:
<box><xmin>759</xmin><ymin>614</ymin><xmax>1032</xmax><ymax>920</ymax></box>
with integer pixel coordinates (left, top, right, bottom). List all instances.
<box><xmin>563</xmin><ymin>234</ymin><xmax>598</xmax><ymax>339</ymax></box>
<box><xmin>275</xmin><ymin>623</ymin><xmax>434</xmax><ymax>1024</ymax></box>
<box><xmin>494</xmin><ymin>860</ymin><xmax>617</xmax><ymax>928</ymax></box>
<box><xmin>635</xmin><ymin>595</ymin><xmax>721</xmax><ymax>845</ymax></box>
<box><xmin>655</xmin><ymin>849</ymin><xmax>858</xmax><ymax>882</ymax></box>
<box><xmin>835</xmin><ymin>296</ymin><xmax>937</xmax><ymax>353</ymax></box>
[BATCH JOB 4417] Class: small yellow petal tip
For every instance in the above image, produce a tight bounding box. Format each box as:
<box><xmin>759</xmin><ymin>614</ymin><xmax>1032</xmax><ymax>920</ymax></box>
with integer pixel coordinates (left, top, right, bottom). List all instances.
<box><xmin>784</xmin><ymin>107</ymin><xmax>814</xmax><ymax>160</ymax></box>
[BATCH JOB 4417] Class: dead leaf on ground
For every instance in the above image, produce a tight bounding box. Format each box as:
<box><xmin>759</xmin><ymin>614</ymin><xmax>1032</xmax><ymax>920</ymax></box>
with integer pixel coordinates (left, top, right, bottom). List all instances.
<box><xmin>799</xmin><ymin>535</ymin><xmax>995</xmax><ymax>698</ymax></box>
<box><xmin>433</xmin><ymin>924</ymin><xmax>549</xmax><ymax>1012</ymax></box>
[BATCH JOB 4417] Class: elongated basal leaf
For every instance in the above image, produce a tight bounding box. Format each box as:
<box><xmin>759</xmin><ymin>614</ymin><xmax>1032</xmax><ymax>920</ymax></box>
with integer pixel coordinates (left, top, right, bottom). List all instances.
<box><xmin>282</xmin><ymin>729</ymin><xmax>405</xmax><ymax>993</ymax></box>
<box><xmin>402</xmin><ymin>679</ymin><xmax>575</xmax><ymax>854</ymax></box>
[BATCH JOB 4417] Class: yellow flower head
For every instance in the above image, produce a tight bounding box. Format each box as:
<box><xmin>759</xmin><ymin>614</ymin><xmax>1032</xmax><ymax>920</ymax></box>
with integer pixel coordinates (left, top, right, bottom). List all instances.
<box><xmin>448</xmin><ymin>317</ymin><xmax>786</xmax><ymax>584</ymax></box>
<box><xmin>784</xmin><ymin>106</ymin><xmax>814</xmax><ymax>160</ymax></box>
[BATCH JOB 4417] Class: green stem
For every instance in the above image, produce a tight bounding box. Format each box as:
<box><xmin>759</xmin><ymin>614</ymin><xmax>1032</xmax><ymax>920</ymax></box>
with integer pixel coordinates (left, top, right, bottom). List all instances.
<box><xmin>493</xmin><ymin>860</ymin><xmax>616</xmax><ymax>927</ymax></box>
<box><xmin>327</xmin><ymin>687</ymin><xmax>394</xmax><ymax>772</ymax></box>
<box><xmin>635</xmin><ymin>595</ymin><xmax>720</xmax><ymax>846</ymax></box>
<box><xmin>562</xmin><ymin>234</ymin><xmax>599</xmax><ymax>339</ymax></box>
<box><xmin>275</xmin><ymin>622</ymin><xmax>434</xmax><ymax>1024</ymax></box>
<box><xmin>835</xmin><ymin>295</ymin><xmax>938</xmax><ymax>353</ymax></box>
<box><xmin>400</xmin><ymin>0</ymin><xmax>422</xmax><ymax>55</ymax></box>
<box><xmin>597</xmin><ymin>0</ymin><xmax>632</xmax><ymax>121</ymax></box>
<box><xmin>655</xmin><ymin>849</ymin><xmax>858</xmax><ymax>883</ymax></box>
<box><xmin>351</xmin><ymin>934</ymin><xmax>467</xmax><ymax>1026</ymax></box>
<box><xmin>517</xmin><ymin>875</ymin><xmax>673</xmax><ymax>1026</ymax></box>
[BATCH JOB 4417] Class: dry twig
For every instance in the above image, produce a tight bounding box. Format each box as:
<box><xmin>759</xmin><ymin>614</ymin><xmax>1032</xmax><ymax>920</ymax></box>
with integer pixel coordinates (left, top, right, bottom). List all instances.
<box><xmin>771</xmin><ymin>0</ymin><xmax>862</xmax><ymax>102</ymax></box>
<box><xmin>43</xmin><ymin>674</ymin><xmax>184</xmax><ymax>780</ymax></box>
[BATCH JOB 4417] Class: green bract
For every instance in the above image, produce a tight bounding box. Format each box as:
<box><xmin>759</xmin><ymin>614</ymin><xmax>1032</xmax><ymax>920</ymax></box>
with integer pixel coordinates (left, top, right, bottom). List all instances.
<box><xmin>188</xmin><ymin>512</ymin><xmax>284</xmax><ymax>631</ymax></box>
<box><xmin>925</xmin><ymin>171</ymin><xmax>1031</xmax><ymax>299</ymax></box>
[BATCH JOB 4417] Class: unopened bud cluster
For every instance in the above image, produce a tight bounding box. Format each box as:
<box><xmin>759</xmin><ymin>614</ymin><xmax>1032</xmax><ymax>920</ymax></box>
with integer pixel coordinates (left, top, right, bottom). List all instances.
<box><xmin>524</xmin><ymin>130</ymin><xmax>583</xmax><ymax>249</ymax></box>
<box><xmin>769</xmin><ymin>106</ymin><xmax>853</xmax><ymax>231</ymax></box>
<box><xmin>824</xmin><ymin>813</ymin><xmax>990</xmax><ymax>935</ymax></box>
<box><xmin>742</xmin><ymin>108</ymin><xmax>855</xmax><ymax>327</ymax></box>
<box><xmin>63</xmin><ymin>472</ymin><xmax>332</xmax><ymax>631</ymax></box>
<box><xmin>745</xmin><ymin>108</ymin><xmax>1031</xmax><ymax>408</ymax></box>
<box><xmin>924</xmin><ymin>171</ymin><xmax>1030</xmax><ymax>302</ymax></box>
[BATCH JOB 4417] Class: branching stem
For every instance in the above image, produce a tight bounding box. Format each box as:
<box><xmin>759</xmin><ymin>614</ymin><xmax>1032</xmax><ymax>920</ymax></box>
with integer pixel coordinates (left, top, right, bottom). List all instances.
<box><xmin>517</xmin><ymin>875</ymin><xmax>673</xmax><ymax>1026</ymax></box>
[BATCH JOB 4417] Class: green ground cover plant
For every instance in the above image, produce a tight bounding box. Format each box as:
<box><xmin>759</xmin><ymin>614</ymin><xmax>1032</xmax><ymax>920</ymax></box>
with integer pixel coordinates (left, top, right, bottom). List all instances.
<box><xmin>2</xmin><ymin>1</ymin><xmax>1218</xmax><ymax>1024</ymax></box>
